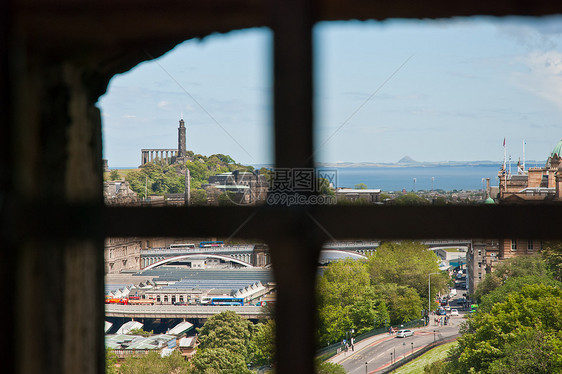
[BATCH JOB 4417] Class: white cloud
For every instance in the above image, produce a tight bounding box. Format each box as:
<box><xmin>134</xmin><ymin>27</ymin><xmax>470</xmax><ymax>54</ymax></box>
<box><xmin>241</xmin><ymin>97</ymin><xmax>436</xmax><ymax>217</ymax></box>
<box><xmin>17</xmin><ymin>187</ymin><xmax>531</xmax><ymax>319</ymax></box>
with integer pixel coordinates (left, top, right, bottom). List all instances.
<box><xmin>157</xmin><ymin>100</ymin><xmax>171</xmax><ymax>109</ymax></box>
<box><xmin>512</xmin><ymin>51</ymin><xmax>562</xmax><ymax>112</ymax></box>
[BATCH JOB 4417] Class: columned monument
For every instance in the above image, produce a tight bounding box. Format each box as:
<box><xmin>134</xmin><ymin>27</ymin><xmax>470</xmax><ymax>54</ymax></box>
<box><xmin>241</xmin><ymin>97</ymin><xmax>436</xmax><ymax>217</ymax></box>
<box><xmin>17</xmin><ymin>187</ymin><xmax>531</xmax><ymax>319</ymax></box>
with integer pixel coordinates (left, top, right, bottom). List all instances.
<box><xmin>140</xmin><ymin>117</ymin><xmax>189</xmax><ymax>166</ymax></box>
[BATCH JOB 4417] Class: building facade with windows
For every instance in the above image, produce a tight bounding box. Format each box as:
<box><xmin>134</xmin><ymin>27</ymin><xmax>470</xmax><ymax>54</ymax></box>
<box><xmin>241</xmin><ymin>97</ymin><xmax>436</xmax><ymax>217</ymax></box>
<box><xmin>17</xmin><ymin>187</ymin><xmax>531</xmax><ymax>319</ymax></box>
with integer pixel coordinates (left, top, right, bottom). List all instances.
<box><xmin>469</xmin><ymin>140</ymin><xmax>562</xmax><ymax>295</ymax></box>
<box><xmin>104</xmin><ymin>238</ymin><xmax>143</xmax><ymax>274</ymax></box>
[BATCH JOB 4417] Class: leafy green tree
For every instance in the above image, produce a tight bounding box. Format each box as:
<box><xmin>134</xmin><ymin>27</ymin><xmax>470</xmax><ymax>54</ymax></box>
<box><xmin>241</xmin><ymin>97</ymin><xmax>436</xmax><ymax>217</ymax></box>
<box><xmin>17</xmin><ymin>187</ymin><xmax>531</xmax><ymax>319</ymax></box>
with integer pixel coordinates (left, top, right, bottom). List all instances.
<box><xmin>128</xmin><ymin>327</ymin><xmax>153</xmax><ymax>337</ymax></box>
<box><xmin>217</xmin><ymin>192</ymin><xmax>237</xmax><ymax>206</ymax></box>
<box><xmin>487</xmin><ymin>329</ymin><xmax>562</xmax><ymax>374</ymax></box>
<box><xmin>213</xmin><ymin>154</ymin><xmax>235</xmax><ymax>164</ymax></box>
<box><xmin>105</xmin><ymin>348</ymin><xmax>118</xmax><ymax>374</ymax></box>
<box><xmin>191</xmin><ymin>189</ymin><xmax>208</xmax><ymax>205</ymax></box>
<box><xmin>374</xmin><ymin>283</ymin><xmax>423</xmax><ymax>324</ymax></box>
<box><xmin>473</xmin><ymin>254</ymin><xmax>553</xmax><ymax>302</ymax></box>
<box><xmin>119</xmin><ymin>350</ymin><xmax>191</xmax><ymax>374</ymax></box>
<box><xmin>197</xmin><ymin>311</ymin><xmax>253</xmax><ymax>360</ymax></box>
<box><xmin>336</xmin><ymin>197</ymin><xmax>371</xmax><ymax>205</ymax></box>
<box><xmin>432</xmin><ymin>196</ymin><xmax>447</xmax><ymax>205</ymax></box>
<box><xmin>478</xmin><ymin>275</ymin><xmax>562</xmax><ymax>312</ymax></box>
<box><xmin>350</xmin><ymin>289</ymin><xmax>389</xmax><ymax>333</ymax></box>
<box><xmin>354</xmin><ymin>183</ymin><xmax>368</xmax><ymax>190</ymax></box>
<box><xmin>191</xmin><ymin>348</ymin><xmax>250</xmax><ymax>374</ymax></box>
<box><xmin>317</xmin><ymin>259</ymin><xmax>388</xmax><ymax>344</ymax></box>
<box><xmin>379</xmin><ymin>193</ymin><xmax>391</xmax><ymax>201</ymax></box>
<box><xmin>368</xmin><ymin>241</ymin><xmax>448</xmax><ymax>304</ymax></box>
<box><xmin>446</xmin><ymin>284</ymin><xmax>562</xmax><ymax>374</ymax></box>
<box><xmin>318</xmin><ymin>177</ymin><xmax>335</xmax><ymax>196</ymax></box>
<box><xmin>109</xmin><ymin>169</ymin><xmax>121</xmax><ymax>181</ymax></box>
<box><xmin>258</xmin><ymin>167</ymin><xmax>272</xmax><ymax>183</ymax></box>
<box><xmin>543</xmin><ymin>241</ymin><xmax>562</xmax><ymax>281</ymax></box>
<box><xmin>318</xmin><ymin>258</ymin><xmax>371</xmax><ymax>308</ymax></box>
<box><xmin>393</xmin><ymin>192</ymin><xmax>430</xmax><ymax>205</ymax></box>
<box><xmin>248</xmin><ymin>320</ymin><xmax>275</xmax><ymax>367</ymax></box>
<box><xmin>125</xmin><ymin>155</ymin><xmax>254</xmax><ymax>199</ymax></box>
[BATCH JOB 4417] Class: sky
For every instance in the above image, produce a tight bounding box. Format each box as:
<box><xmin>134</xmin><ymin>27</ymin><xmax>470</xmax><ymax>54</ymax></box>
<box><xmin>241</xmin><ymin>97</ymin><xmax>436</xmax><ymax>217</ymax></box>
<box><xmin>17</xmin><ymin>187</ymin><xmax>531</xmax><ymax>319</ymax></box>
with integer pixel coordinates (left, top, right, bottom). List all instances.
<box><xmin>99</xmin><ymin>16</ymin><xmax>562</xmax><ymax>168</ymax></box>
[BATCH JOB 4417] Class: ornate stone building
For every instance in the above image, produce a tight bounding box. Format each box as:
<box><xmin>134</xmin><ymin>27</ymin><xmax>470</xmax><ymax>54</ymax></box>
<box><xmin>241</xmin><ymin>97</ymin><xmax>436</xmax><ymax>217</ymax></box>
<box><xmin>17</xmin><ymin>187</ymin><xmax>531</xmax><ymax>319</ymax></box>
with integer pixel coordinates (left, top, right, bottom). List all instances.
<box><xmin>497</xmin><ymin>138</ymin><xmax>562</xmax><ymax>202</ymax></box>
<box><xmin>104</xmin><ymin>180</ymin><xmax>139</xmax><ymax>205</ymax></box>
<box><xmin>104</xmin><ymin>237</ymin><xmax>142</xmax><ymax>274</ymax></box>
<box><xmin>469</xmin><ymin>139</ymin><xmax>562</xmax><ymax>294</ymax></box>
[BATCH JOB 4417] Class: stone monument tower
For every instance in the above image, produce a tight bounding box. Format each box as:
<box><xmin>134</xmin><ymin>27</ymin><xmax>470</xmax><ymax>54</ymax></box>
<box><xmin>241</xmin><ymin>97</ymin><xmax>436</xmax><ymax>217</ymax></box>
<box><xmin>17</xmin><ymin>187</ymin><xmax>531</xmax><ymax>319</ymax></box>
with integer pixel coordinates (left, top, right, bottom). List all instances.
<box><xmin>178</xmin><ymin>118</ymin><xmax>186</xmax><ymax>158</ymax></box>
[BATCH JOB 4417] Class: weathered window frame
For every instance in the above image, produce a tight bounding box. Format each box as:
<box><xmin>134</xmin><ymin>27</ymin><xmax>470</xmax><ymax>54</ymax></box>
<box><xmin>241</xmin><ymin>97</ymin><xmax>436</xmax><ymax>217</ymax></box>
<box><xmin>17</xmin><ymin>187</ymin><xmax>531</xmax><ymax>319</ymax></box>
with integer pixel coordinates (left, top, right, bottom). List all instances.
<box><xmin>4</xmin><ymin>2</ymin><xmax>562</xmax><ymax>374</ymax></box>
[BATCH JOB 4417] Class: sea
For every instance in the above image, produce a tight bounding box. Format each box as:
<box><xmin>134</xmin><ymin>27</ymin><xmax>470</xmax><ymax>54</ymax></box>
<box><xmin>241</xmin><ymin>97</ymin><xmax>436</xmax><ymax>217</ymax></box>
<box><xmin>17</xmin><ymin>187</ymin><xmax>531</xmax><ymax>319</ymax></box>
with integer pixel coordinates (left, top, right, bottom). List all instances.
<box><xmin>115</xmin><ymin>161</ymin><xmax>545</xmax><ymax>193</ymax></box>
<box><xmin>327</xmin><ymin>165</ymin><xmax>504</xmax><ymax>192</ymax></box>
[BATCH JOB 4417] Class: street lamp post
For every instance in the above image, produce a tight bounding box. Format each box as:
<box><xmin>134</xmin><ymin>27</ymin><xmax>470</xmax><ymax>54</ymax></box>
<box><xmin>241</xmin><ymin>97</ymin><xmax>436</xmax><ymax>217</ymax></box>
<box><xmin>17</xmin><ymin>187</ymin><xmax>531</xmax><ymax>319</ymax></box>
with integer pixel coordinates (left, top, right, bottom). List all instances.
<box><xmin>365</xmin><ymin>362</ymin><xmax>368</xmax><ymax>374</ymax></box>
<box><xmin>429</xmin><ymin>272</ymin><xmax>440</xmax><ymax>318</ymax></box>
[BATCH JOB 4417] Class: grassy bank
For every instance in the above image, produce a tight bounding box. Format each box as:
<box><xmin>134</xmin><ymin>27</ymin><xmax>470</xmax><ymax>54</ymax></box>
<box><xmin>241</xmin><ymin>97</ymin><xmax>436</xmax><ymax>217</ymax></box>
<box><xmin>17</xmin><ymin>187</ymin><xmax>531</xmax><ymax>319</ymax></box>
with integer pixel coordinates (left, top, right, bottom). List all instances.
<box><xmin>392</xmin><ymin>341</ymin><xmax>457</xmax><ymax>374</ymax></box>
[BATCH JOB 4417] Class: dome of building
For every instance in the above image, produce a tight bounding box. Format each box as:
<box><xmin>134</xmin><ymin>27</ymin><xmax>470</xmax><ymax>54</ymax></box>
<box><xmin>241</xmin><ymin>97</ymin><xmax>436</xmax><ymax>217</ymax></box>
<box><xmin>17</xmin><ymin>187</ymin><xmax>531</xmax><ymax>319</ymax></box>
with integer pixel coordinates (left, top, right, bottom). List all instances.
<box><xmin>484</xmin><ymin>197</ymin><xmax>495</xmax><ymax>204</ymax></box>
<box><xmin>551</xmin><ymin>138</ymin><xmax>562</xmax><ymax>158</ymax></box>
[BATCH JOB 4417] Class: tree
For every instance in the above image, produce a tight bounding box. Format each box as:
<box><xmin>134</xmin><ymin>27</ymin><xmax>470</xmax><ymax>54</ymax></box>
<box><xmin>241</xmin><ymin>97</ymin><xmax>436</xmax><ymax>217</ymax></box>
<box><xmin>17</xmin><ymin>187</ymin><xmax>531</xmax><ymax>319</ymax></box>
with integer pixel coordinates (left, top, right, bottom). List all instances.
<box><xmin>318</xmin><ymin>177</ymin><xmax>335</xmax><ymax>196</ymax></box>
<box><xmin>473</xmin><ymin>254</ymin><xmax>554</xmax><ymax>302</ymax></box>
<box><xmin>487</xmin><ymin>329</ymin><xmax>562</xmax><ymax>374</ymax></box>
<box><xmin>445</xmin><ymin>284</ymin><xmax>562</xmax><ymax>374</ymax></box>
<box><xmin>374</xmin><ymin>283</ymin><xmax>423</xmax><ymax>324</ymax></box>
<box><xmin>105</xmin><ymin>348</ymin><xmax>118</xmax><ymax>374</ymax></box>
<box><xmin>478</xmin><ymin>275</ymin><xmax>562</xmax><ymax>312</ymax></box>
<box><xmin>197</xmin><ymin>311</ymin><xmax>253</xmax><ymax>359</ymax></box>
<box><xmin>125</xmin><ymin>155</ymin><xmax>254</xmax><ymax>199</ymax></box>
<box><xmin>109</xmin><ymin>169</ymin><xmax>121</xmax><ymax>180</ymax></box>
<box><xmin>191</xmin><ymin>189</ymin><xmax>208</xmax><ymax>205</ymax></box>
<box><xmin>217</xmin><ymin>192</ymin><xmax>237</xmax><ymax>206</ymax></box>
<box><xmin>128</xmin><ymin>327</ymin><xmax>153</xmax><ymax>337</ymax></box>
<box><xmin>354</xmin><ymin>183</ymin><xmax>368</xmax><ymax>190</ymax></box>
<box><xmin>379</xmin><ymin>192</ymin><xmax>391</xmax><ymax>201</ymax></box>
<box><xmin>248</xmin><ymin>320</ymin><xmax>275</xmax><ymax>367</ymax></box>
<box><xmin>191</xmin><ymin>348</ymin><xmax>250</xmax><ymax>374</ymax></box>
<box><xmin>543</xmin><ymin>241</ymin><xmax>562</xmax><ymax>281</ymax></box>
<box><xmin>213</xmin><ymin>153</ymin><xmax>235</xmax><ymax>164</ymax></box>
<box><xmin>393</xmin><ymin>192</ymin><xmax>430</xmax><ymax>205</ymax></box>
<box><xmin>119</xmin><ymin>350</ymin><xmax>191</xmax><ymax>374</ymax></box>
<box><xmin>368</xmin><ymin>241</ymin><xmax>448</xmax><ymax>303</ymax></box>
<box><xmin>318</xmin><ymin>258</ymin><xmax>371</xmax><ymax>308</ymax></box>
<box><xmin>317</xmin><ymin>259</ymin><xmax>388</xmax><ymax>344</ymax></box>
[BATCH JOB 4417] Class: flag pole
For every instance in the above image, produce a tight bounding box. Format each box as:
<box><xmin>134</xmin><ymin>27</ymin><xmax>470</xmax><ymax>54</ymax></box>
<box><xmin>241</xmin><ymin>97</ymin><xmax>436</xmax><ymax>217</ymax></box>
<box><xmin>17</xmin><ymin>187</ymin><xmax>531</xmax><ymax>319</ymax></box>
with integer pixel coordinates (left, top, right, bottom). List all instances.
<box><xmin>522</xmin><ymin>140</ymin><xmax>526</xmax><ymax>171</ymax></box>
<box><xmin>503</xmin><ymin>138</ymin><xmax>507</xmax><ymax>171</ymax></box>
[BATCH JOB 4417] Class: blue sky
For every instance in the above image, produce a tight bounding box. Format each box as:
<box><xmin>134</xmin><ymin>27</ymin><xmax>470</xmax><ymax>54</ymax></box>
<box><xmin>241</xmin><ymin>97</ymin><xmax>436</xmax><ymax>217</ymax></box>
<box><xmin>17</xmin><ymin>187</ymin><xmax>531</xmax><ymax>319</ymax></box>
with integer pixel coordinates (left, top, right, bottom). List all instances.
<box><xmin>99</xmin><ymin>17</ymin><xmax>562</xmax><ymax>168</ymax></box>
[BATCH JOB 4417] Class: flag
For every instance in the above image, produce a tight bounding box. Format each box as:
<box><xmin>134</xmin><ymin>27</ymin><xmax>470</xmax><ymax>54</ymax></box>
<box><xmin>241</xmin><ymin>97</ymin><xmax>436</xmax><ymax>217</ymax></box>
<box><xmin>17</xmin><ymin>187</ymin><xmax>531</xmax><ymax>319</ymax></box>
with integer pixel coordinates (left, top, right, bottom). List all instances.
<box><xmin>503</xmin><ymin>138</ymin><xmax>505</xmax><ymax>147</ymax></box>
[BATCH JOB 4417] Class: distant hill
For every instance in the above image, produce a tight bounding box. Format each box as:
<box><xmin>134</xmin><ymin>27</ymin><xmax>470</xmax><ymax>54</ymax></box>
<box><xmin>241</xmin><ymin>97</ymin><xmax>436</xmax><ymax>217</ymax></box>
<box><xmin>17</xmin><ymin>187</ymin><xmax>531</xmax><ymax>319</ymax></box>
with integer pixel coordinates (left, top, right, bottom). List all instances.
<box><xmin>398</xmin><ymin>156</ymin><xmax>418</xmax><ymax>164</ymax></box>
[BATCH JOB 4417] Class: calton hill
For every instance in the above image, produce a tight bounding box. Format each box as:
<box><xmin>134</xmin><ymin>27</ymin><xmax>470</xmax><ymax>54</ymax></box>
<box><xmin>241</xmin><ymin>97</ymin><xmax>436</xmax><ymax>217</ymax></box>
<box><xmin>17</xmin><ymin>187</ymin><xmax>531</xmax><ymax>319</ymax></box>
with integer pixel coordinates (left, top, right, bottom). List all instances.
<box><xmin>105</xmin><ymin>152</ymin><xmax>270</xmax><ymax>205</ymax></box>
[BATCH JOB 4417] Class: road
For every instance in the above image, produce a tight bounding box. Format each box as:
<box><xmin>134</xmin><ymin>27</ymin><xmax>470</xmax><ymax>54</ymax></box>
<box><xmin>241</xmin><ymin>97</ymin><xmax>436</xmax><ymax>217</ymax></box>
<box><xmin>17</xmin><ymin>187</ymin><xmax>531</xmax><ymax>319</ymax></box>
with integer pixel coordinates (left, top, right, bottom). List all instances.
<box><xmin>332</xmin><ymin>314</ymin><xmax>462</xmax><ymax>374</ymax></box>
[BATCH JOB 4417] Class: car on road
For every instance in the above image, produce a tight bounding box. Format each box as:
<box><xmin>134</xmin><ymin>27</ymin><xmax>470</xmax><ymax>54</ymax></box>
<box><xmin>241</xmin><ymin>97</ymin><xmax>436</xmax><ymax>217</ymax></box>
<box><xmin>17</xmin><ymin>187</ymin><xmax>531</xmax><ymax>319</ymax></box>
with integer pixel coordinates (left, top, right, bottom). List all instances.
<box><xmin>396</xmin><ymin>329</ymin><xmax>414</xmax><ymax>338</ymax></box>
<box><xmin>450</xmin><ymin>309</ymin><xmax>459</xmax><ymax>316</ymax></box>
